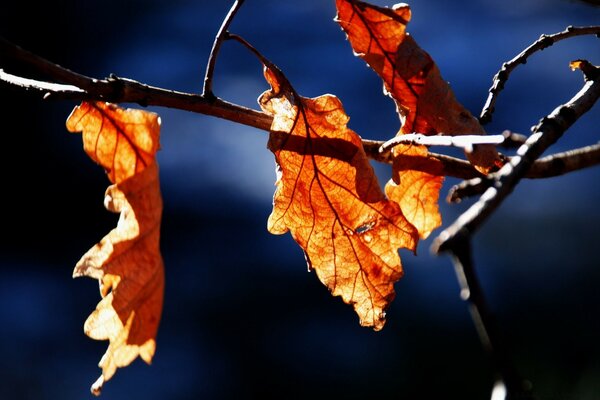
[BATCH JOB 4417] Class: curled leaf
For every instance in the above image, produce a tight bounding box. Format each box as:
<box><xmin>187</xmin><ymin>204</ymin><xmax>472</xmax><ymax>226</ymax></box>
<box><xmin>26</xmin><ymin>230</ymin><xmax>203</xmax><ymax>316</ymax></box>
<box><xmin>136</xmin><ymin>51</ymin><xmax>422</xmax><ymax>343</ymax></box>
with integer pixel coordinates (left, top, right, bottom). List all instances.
<box><xmin>260</xmin><ymin>67</ymin><xmax>418</xmax><ymax>330</ymax></box>
<box><xmin>336</xmin><ymin>0</ymin><xmax>500</xmax><ymax>237</ymax></box>
<box><xmin>66</xmin><ymin>102</ymin><xmax>164</xmax><ymax>395</ymax></box>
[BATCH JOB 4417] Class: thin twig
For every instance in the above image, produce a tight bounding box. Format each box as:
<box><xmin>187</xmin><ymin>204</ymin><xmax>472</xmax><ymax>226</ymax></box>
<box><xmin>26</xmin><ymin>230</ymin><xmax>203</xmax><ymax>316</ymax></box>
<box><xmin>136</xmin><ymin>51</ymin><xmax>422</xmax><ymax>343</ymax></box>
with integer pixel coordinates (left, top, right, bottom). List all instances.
<box><xmin>528</xmin><ymin>141</ymin><xmax>600</xmax><ymax>177</ymax></box>
<box><xmin>0</xmin><ymin>70</ymin><xmax>84</xmax><ymax>94</ymax></box>
<box><xmin>479</xmin><ymin>25</ymin><xmax>600</xmax><ymax>124</ymax></box>
<box><xmin>449</xmin><ymin>239</ymin><xmax>534</xmax><ymax>399</ymax></box>
<box><xmin>499</xmin><ymin>130</ymin><xmax>527</xmax><ymax>149</ymax></box>
<box><xmin>448</xmin><ymin>142</ymin><xmax>600</xmax><ymax>202</ymax></box>
<box><xmin>202</xmin><ymin>0</ymin><xmax>245</xmax><ymax>99</ymax></box>
<box><xmin>379</xmin><ymin>133</ymin><xmax>505</xmax><ymax>152</ymax></box>
<box><xmin>433</xmin><ymin>66</ymin><xmax>600</xmax><ymax>253</ymax></box>
<box><xmin>0</xmin><ymin>36</ymin><xmax>94</xmax><ymax>88</ymax></box>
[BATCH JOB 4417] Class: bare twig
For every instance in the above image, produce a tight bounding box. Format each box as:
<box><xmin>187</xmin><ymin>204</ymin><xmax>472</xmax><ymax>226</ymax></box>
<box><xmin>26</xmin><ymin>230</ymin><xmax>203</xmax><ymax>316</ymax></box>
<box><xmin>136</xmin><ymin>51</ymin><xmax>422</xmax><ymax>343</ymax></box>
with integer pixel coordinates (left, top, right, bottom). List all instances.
<box><xmin>479</xmin><ymin>25</ymin><xmax>600</xmax><ymax>124</ymax></box>
<box><xmin>449</xmin><ymin>239</ymin><xmax>534</xmax><ymax>399</ymax></box>
<box><xmin>499</xmin><ymin>130</ymin><xmax>527</xmax><ymax>149</ymax></box>
<box><xmin>0</xmin><ymin>39</ymin><xmax>273</xmax><ymax>131</ymax></box>
<box><xmin>0</xmin><ymin>69</ymin><xmax>83</xmax><ymax>94</ymax></box>
<box><xmin>527</xmin><ymin>141</ymin><xmax>600</xmax><ymax>177</ymax></box>
<box><xmin>439</xmin><ymin>67</ymin><xmax>600</xmax><ymax>398</ymax></box>
<box><xmin>363</xmin><ymin>139</ymin><xmax>486</xmax><ymax>179</ymax></box>
<box><xmin>448</xmin><ymin>142</ymin><xmax>600</xmax><ymax>202</ymax></box>
<box><xmin>433</xmin><ymin>66</ymin><xmax>600</xmax><ymax>253</ymax></box>
<box><xmin>379</xmin><ymin>133</ymin><xmax>505</xmax><ymax>152</ymax></box>
<box><xmin>0</xmin><ymin>36</ymin><xmax>94</xmax><ymax>88</ymax></box>
<box><xmin>202</xmin><ymin>0</ymin><xmax>245</xmax><ymax>99</ymax></box>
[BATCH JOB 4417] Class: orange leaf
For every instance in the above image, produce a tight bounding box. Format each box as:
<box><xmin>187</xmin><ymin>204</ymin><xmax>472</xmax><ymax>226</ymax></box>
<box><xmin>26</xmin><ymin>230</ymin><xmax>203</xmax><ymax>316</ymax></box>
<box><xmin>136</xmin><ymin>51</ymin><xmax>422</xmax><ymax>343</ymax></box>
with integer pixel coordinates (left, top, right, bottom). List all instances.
<box><xmin>335</xmin><ymin>0</ymin><xmax>488</xmax><ymax>137</ymax></box>
<box><xmin>386</xmin><ymin>145</ymin><xmax>443</xmax><ymax>239</ymax></box>
<box><xmin>66</xmin><ymin>101</ymin><xmax>161</xmax><ymax>184</ymax></box>
<box><xmin>260</xmin><ymin>67</ymin><xmax>418</xmax><ymax>330</ymax></box>
<box><xmin>66</xmin><ymin>102</ymin><xmax>163</xmax><ymax>395</ymax></box>
<box><xmin>336</xmin><ymin>0</ymin><xmax>499</xmax><ymax>237</ymax></box>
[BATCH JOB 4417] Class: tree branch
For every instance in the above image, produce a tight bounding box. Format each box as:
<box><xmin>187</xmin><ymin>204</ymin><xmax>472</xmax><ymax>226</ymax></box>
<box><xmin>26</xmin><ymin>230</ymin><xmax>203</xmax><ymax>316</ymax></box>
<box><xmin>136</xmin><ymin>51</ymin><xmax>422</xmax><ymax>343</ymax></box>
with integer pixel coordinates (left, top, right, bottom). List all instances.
<box><xmin>202</xmin><ymin>0</ymin><xmax>245</xmax><ymax>98</ymax></box>
<box><xmin>479</xmin><ymin>25</ymin><xmax>600</xmax><ymax>124</ymax></box>
<box><xmin>2</xmin><ymin>38</ymin><xmax>599</xmax><ymax>186</ymax></box>
<box><xmin>0</xmin><ymin>37</ymin><xmax>273</xmax><ymax>131</ymax></box>
<box><xmin>432</xmin><ymin>65</ymin><xmax>600</xmax><ymax>254</ymax></box>
<box><xmin>437</xmin><ymin>67</ymin><xmax>600</xmax><ymax>399</ymax></box>
<box><xmin>448</xmin><ymin>142</ymin><xmax>600</xmax><ymax>202</ymax></box>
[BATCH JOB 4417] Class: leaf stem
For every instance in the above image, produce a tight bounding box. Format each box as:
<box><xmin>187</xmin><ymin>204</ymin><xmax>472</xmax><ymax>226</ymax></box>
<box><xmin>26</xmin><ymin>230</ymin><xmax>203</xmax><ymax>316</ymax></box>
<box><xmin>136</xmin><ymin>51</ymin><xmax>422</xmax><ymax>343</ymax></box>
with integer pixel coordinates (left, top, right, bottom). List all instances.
<box><xmin>202</xmin><ymin>0</ymin><xmax>246</xmax><ymax>99</ymax></box>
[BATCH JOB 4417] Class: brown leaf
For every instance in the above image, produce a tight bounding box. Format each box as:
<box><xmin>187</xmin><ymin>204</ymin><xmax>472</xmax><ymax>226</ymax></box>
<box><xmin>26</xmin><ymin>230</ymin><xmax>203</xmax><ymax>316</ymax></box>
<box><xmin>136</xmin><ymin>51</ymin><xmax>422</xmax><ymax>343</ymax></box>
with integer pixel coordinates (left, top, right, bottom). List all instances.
<box><xmin>260</xmin><ymin>67</ymin><xmax>418</xmax><ymax>330</ymax></box>
<box><xmin>66</xmin><ymin>102</ymin><xmax>163</xmax><ymax>395</ymax></box>
<box><xmin>336</xmin><ymin>0</ymin><xmax>499</xmax><ymax>237</ymax></box>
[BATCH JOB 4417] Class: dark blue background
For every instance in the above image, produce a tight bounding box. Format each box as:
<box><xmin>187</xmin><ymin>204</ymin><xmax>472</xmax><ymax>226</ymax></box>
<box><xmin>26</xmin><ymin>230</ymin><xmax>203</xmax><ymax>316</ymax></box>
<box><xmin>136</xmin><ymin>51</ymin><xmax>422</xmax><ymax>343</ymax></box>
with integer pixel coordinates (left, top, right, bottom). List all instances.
<box><xmin>1</xmin><ymin>1</ymin><xmax>599</xmax><ymax>399</ymax></box>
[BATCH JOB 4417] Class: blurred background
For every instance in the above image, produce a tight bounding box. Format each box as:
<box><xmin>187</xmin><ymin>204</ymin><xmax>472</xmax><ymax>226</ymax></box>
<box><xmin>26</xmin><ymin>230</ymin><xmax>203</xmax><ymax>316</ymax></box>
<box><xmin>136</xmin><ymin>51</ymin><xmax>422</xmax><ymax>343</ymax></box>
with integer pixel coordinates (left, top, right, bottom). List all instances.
<box><xmin>1</xmin><ymin>1</ymin><xmax>599</xmax><ymax>399</ymax></box>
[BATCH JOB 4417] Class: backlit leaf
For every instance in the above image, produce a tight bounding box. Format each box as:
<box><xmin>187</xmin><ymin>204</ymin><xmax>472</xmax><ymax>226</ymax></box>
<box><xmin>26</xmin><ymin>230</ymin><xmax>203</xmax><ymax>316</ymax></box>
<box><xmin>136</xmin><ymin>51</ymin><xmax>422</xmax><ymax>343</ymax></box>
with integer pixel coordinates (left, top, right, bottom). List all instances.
<box><xmin>386</xmin><ymin>144</ymin><xmax>443</xmax><ymax>238</ymax></box>
<box><xmin>260</xmin><ymin>67</ymin><xmax>418</xmax><ymax>330</ymax></box>
<box><xmin>66</xmin><ymin>101</ymin><xmax>160</xmax><ymax>183</ymax></box>
<box><xmin>336</xmin><ymin>0</ymin><xmax>499</xmax><ymax>237</ymax></box>
<box><xmin>66</xmin><ymin>102</ymin><xmax>163</xmax><ymax>395</ymax></box>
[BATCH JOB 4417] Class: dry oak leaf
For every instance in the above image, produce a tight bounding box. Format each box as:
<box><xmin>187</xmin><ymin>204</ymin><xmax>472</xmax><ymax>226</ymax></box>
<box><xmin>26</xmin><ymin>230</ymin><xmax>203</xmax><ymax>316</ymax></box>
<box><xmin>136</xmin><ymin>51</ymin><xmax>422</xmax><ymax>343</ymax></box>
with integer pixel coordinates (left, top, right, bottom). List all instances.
<box><xmin>388</xmin><ymin>144</ymin><xmax>444</xmax><ymax>238</ymax></box>
<box><xmin>66</xmin><ymin>102</ymin><xmax>163</xmax><ymax>396</ymax></box>
<box><xmin>66</xmin><ymin>101</ymin><xmax>161</xmax><ymax>183</ymax></box>
<box><xmin>260</xmin><ymin>67</ymin><xmax>418</xmax><ymax>331</ymax></box>
<box><xmin>336</xmin><ymin>0</ymin><xmax>499</xmax><ymax>238</ymax></box>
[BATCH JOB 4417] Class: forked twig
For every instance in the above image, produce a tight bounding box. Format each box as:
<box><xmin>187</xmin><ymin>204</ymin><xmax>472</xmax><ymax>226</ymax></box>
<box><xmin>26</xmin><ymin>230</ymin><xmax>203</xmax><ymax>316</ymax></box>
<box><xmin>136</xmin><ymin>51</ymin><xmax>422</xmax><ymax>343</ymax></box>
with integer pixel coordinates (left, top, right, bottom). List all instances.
<box><xmin>433</xmin><ymin>66</ymin><xmax>600</xmax><ymax>252</ymax></box>
<box><xmin>0</xmin><ymin>39</ymin><xmax>273</xmax><ymax>131</ymax></box>
<box><xmin>448</xmin><ymin>142</ymin><xmax>600</xmax><ymax>202</ymax></box>
<box><xmin>435</xmin><ymin>62</ymin><xmax>599</xmax><ymax>400</ymax></box>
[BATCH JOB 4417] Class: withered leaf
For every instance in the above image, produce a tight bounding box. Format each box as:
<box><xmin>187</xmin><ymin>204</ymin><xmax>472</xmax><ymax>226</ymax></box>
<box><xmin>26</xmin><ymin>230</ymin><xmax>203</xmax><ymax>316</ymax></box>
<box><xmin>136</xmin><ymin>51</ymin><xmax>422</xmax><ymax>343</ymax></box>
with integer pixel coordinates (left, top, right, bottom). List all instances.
<box><xmin>386</xmin><ymin>145</ymin><xmax>443</xmax><ymax>239</ymax></box>
<box><xmin>260</xmin><ymin>67</ymin><xmax>418</xmax><ymax>331</ymax></box>
<box><xmin>66</xmin><ymin>101</ymin><xmax>161</xmax><ymax>183</ymax></box>
<box><xmin>335</xmin><ymin>0</ymin><xmax>494</xmax><ymax>137</ymax></box>
<box><xmin>336</xmin><ymin>0</ymin><xmax>499</xmax><ymax>237</ymax></box>
<box><xmin>66</xmin><ymin>102</ymin><xmax>163</xmax><ymax>395</ymax></box>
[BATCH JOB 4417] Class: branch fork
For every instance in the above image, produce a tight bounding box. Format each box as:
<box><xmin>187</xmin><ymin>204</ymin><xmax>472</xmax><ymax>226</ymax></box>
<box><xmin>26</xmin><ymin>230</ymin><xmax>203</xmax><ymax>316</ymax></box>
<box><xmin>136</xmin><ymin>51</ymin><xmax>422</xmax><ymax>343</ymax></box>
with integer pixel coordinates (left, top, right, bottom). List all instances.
<box><xmin>1</xmin><ymin>6</ymin><xmax>599</xmax><ymax>399</ymax></box>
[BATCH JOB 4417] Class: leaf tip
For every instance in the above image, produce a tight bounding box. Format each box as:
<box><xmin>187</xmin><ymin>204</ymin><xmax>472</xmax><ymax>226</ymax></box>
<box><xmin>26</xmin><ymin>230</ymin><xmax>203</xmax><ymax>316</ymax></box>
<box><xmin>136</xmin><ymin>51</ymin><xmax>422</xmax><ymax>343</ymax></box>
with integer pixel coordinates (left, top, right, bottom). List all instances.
<box><xmin>139</xmin><ymin>339</ymin><xmax>157</xmax><ymax>364</ymax></box>
<box><xmin>90</xmin><ymin>375</ymin><xmax>105</xmax><ymax>397</ymax></box>
<box><xmin>569</xmin><ymin>59</ymin><xmax>586</xmax><ymax>71</ymax></box>
<box><xmin>569</xmin><ymin>59</ymin><xmax>599</xmax><ymax>80</ymax></box>
<box><xmin>357</xmin><ymin>307</ymin><xmax>388</xmax><ymax>331</ymax></box>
